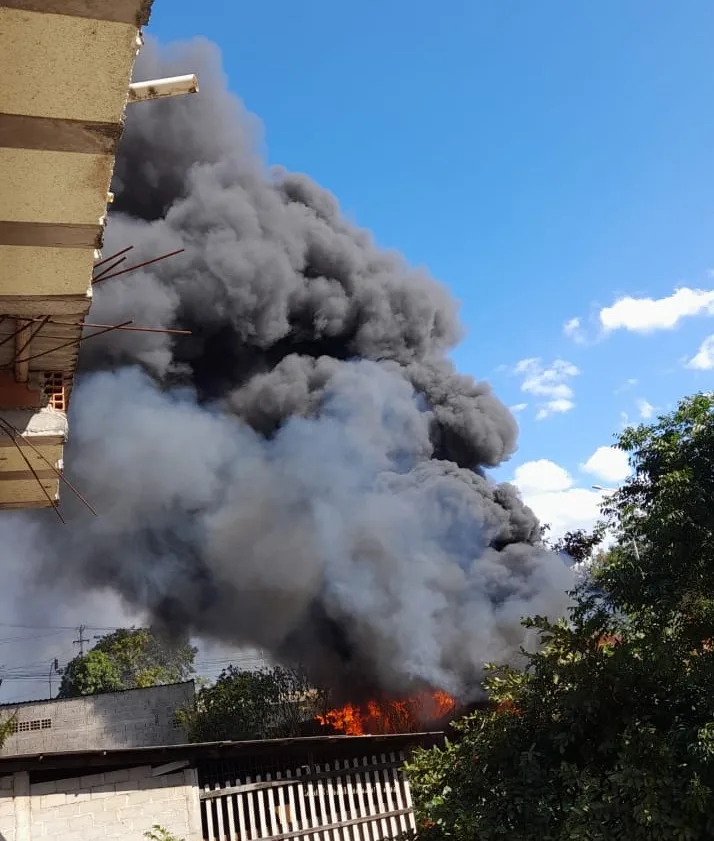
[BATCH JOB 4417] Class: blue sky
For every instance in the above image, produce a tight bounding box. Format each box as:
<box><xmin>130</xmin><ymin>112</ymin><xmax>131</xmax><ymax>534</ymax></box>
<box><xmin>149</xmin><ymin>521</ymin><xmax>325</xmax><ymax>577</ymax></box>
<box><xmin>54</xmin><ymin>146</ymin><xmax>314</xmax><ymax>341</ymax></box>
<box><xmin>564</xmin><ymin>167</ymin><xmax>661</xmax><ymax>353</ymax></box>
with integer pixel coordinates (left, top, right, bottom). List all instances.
<box><xmin>148</xmin><ymin>0</ymin><xmax>714</xmax><ymax>533</ymax></box>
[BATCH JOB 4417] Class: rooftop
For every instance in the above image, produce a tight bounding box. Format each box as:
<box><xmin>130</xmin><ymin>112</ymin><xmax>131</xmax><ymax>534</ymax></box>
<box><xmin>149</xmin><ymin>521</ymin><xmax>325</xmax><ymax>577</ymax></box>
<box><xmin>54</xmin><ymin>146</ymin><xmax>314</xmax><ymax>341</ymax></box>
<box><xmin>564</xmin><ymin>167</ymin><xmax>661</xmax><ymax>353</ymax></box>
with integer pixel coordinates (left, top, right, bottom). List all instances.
<box><xmin>0</xmin><ymin>732</ymin><xmax>445</xmax><ymax>773</ymax></box>
<box><xmin>0</xmin><ymin>680</ymin><xmax>195</xmax><ymax>710</ymax></box>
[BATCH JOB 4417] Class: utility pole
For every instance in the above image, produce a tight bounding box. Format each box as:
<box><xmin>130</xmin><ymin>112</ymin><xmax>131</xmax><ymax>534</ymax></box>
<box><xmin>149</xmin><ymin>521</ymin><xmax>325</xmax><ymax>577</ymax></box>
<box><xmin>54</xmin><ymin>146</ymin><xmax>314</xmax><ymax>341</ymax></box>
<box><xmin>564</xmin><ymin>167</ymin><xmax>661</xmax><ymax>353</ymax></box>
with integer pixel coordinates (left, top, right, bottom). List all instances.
<box><xmin>73</xmin><ymin>625</ymin><xmax>89</xmax><ymax>656</ymax></box>
<box><xmin>48</xmin><ymin>658</ymin><xmax>59</xmax><ymax>698</ymax></box>
<box><xmin>592</xmin><ymin>485</ymin><xmax>641</xmax><ymax>561</ymax></box>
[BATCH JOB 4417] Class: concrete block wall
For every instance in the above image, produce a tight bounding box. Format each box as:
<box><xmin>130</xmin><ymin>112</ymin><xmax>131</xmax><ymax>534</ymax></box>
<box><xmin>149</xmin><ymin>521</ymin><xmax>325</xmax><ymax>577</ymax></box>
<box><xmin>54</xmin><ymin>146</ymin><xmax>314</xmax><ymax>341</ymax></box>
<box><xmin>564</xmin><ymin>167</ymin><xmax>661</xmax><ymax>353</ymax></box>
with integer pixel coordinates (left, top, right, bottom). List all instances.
<box><xmin>0</xmin><ymin>682</ymin><xmax>194</xmax><ymax>757</ymax></box>
<box><xmin>0</xmin><ymin>765</ymin><xmax>202</xmax><ymax>841</ymax></box>
<box><xmin>0</xmin><ymin>772</ymin><xmax>17</xmax><ymax>841</ymax></box>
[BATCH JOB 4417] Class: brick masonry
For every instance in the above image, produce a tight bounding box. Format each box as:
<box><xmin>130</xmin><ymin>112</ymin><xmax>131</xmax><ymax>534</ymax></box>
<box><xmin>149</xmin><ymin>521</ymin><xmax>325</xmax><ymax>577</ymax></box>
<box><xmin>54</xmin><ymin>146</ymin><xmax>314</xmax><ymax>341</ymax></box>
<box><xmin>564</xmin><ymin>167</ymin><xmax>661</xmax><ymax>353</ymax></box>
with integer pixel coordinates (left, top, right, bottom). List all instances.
<box><xmin>0</xmin><ymin>763</ymin><xmax>202</xmax><ymax>841</ymax></box>
<box><xmin>0</xmin><ymin>682</ymin><xmax>195</xmax><ymax>757</ymax></box>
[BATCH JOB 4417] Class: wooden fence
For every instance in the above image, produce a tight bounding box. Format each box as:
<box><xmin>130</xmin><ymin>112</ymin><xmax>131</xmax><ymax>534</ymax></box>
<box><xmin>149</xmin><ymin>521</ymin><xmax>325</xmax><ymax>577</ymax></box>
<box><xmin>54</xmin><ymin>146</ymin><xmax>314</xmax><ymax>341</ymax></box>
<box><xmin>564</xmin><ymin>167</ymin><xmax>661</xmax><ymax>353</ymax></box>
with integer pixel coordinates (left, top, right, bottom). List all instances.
<box><xmin>200</xmin><ymin>750</ymin><xmax>416</xmax><ymax>841</ymax></box>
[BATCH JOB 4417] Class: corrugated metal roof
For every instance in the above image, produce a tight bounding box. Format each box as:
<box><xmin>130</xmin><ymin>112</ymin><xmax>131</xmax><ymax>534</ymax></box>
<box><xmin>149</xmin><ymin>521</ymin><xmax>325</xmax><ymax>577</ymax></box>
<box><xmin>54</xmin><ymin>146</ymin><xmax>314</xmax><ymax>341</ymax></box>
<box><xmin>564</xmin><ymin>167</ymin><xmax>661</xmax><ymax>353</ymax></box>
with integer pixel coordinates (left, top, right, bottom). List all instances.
<box><xmin>0</xmin><ymin>732</ymin><xmax>445</xmax><ymax>773</ymax></box>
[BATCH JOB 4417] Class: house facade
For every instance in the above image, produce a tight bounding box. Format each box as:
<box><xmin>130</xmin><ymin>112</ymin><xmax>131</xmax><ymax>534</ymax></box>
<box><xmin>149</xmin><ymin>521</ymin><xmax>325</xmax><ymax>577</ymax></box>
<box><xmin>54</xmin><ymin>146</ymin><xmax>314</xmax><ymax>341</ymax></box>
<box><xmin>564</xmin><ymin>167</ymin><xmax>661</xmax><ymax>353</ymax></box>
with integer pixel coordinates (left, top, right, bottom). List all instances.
<box><xmin>0</xmin><ymin>732</ymin><xmax>442</xmax><ymax>841</ymax></box>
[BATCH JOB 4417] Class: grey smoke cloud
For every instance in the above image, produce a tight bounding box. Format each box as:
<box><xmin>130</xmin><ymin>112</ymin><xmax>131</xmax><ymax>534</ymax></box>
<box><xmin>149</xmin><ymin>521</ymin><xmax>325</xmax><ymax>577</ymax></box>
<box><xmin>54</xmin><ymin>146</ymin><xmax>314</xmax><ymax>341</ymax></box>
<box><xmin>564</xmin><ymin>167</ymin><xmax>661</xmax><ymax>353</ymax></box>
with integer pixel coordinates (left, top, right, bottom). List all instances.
<box><xmin>24</xmin><ymin>36</ymin><xmax>572</xmax><ymax>699</ymax></box>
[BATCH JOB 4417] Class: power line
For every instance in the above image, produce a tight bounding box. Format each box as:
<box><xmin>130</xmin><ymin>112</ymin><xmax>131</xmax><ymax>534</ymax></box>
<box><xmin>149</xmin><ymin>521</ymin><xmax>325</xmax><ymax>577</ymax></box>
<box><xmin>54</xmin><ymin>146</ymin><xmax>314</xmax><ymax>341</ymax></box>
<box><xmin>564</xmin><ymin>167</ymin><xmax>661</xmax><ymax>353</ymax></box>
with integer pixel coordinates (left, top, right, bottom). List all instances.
<box><xmin>0</xmin><ymin>622</ymin><xmax>122</xmax><ymax>632</ymax></box>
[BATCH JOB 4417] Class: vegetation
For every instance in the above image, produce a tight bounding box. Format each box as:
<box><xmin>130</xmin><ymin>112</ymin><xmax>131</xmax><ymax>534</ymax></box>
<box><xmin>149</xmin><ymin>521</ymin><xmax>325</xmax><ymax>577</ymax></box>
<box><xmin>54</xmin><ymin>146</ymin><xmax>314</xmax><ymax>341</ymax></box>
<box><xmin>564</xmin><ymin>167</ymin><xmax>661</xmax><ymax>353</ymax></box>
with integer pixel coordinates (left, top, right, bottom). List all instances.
<box><xmin>0</xmin><ymin>712</ymin><xmax>17</xmax><ymax>748</ymax></box>
<box><xmin>406</xmin><ymin>393</ymin><xmax>714</xmax><ymax>840</ymax></box>
<box><xmin>144</xmin><ymin>826</ymin><xmax>184</xmax><ymax>841</ymax></box>
<box><xmin>177</xmin><ymin>664</ymin><xmax>329</xmax><ymax>741</ymax></box>
<box><xmin>59</xmin><ymin>628</ymin><xmax>196</xmax><ymax>698</ymax></box>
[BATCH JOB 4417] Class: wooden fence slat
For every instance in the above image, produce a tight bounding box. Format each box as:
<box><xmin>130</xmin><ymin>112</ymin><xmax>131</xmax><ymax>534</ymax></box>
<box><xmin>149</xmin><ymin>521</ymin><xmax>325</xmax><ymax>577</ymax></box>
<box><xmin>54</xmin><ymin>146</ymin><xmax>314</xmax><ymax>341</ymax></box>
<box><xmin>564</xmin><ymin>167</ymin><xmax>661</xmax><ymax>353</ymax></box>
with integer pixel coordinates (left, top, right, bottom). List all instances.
<box><xmin>348</xmin><ymin>758</ymin><xmax>368</xmax><ymax>841</ymax></box>
<box><xmin>256</xmin><ymin>774</ymin><xmax>270</xmax><ymax>839</ymax></box>
<box><xmin>378</xmin><ymin>754</ymin><xmax>399</xmax><ymax>840</ymax></box>
<box><xmin>333</xmin><ymin>760</ymin><xmax>349</xmax><ymax>841</ymax></box>
<box><xmin>223</xmin><ymin>773</ymin><xmax>238</xmax><ymax>841</ymax></box>
<box><xmin>358</xmin><ymin>756</ymin><xmax>380</xmax><ymax>841</ymax></box>
<box><xmin>337</xmin><ymin>760</ymin><xmax>357</xmax><ymax>841</ymax></box>
<box><xmin>275</xmin><ymin>771</ymin><xmax>289</xmax><ymax>834</ymax></box>
<box><xmin>201</xmin><ymin>763</ymin><xmax>401</xmax><ymax>800</ymax></box>
<box><xmin>204</xmin><ymin>807</ymin><xmax>413</xmax><ymax>841</ymax></box>
<box><xmin>285</xmin><ymin>769</ymin><xmax>300</xmax><ymax>840</ymax></box>
<box><xmin>225</xmin><ymin>792</ymin><xmax>238</xmax><ymax>841</ymax></box>
<box><xmin>246</xmin><ymin>774</ymin><xmax>259</xmax><ymax>841</ymax></box>
<box><xmin>204</xmin><ymin>782</ymin><xmax>217</xmax><ymax>841</ymax></box>
<box><xmin>399</xmin><ymin>751</ymin><xmax>417</xmax><ymax>833</ymax></box>
<box><xmin>315</xmin><ymin>763</ymin><xmax>329</xmax><ymax>841</ymax></box>
<box><xmin>265</xmin><ymin>773</ymin><xmax>279</xmax><ymax>839</ymax></box>
<box><xmin>387</xmin><ymin>752</ymin><xmax>408</xmax><ymax>836</ymax></box>
<box><xmin>323</xmin><ymin>761</ymin><xmax>340</xmax><ymax>841</ymax></box>
<box><xmin>331</xmin><ymin>759</ymin><xmax>350</xmax><ymax>841</ymax></box>
<box><xmin>236</xmin><ymin>774</ymin><xmax>249</xmax><ymax>841</ymax></box>
<box><xmin>369</xmin><ymin>755</ymin><xmax>390</xmax><ymax>840</ymax></box>
<box><xmin>214</xmin><ymin>782</ymin><xmax>227</xmax><ymax>841</ymax></box>
<box><xmin>199</xmin><ymin>747</ymin><xmax>420</xmax><ymax>841</ymax></box>
<box><xmin>299</xmin><ymin>764</ymin><xmax>318</xmax><ymax>841</ymax></box>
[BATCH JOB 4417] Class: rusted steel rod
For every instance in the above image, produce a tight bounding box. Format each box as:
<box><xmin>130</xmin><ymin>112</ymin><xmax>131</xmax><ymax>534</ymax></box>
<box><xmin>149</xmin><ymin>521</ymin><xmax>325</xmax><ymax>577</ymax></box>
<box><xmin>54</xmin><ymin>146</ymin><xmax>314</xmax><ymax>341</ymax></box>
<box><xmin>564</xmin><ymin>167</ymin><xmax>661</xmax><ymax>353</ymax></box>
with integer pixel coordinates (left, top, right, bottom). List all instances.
<box><xmin>0</xmin><ymin>324</ymin><xmax>192</xmax><ymax>339</ymax></box>
<box><xmin>93</xmin><ymin>245</ymin><xmax>133</xmax><ymax>270</ymax></box>
<box><xmin>92</xmin><ymin>255</ymin><xmax>127</xmax><ymax>282</ymax></box>
<box><xmin>0</xmin><ymin>422</ymin><xmax>64</xmax><ymax>522</ymax></box>
<box><xmin>12</xmin><ymin>318</ymin><xmax>191</xmax><ymax>337</ymax></box>
<box><xmin>92</xmin><ymin>248</ymin><xmax>185</xmax><ymax>285</ymax></box>
<box><xmin>0</xmin><ymin>417</ymin><xmax>97</xmax><ymax>517</ymax></box>
<box><xmin>10</xmin><ymin>321</ymin><xmax>134</xmax><ymax>367</ymax></box>
<box><xmin>52</xmin><ymin>320</ymin><xmax>191</xmax><ymax>336</ymax></box>
<box><xmin>12</xmin><ymin>316</ymin><xmax>50</xmax><ymax>362</ymax></box>
<box><xmin>0</xmin><ymin>321</ymin><xmax>29</xmax><ymax>352</ymax></box>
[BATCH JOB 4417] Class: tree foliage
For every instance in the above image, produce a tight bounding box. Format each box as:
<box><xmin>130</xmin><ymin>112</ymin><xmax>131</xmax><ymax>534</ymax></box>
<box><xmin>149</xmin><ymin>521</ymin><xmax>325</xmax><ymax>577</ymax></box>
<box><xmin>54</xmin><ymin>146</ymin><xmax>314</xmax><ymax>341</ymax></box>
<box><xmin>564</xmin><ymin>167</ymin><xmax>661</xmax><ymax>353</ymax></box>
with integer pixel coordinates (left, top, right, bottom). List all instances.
<box><xmin>177</xmin><ymin>665</ymin><xmax>329</xmax><ymax>742</ymax></box>
<box><xmin>406</xmin><ymin>393</ymin><xmax>714</xmax><ymax>840</ymax></box>
<box><xmin>144</xmin><ymin>827</ymin><xmax>184</xmax><ymax>841</ymax></box>
<box><xmin>58</xmin><ymin>628</ymin><xmax>196</xmax><ymax>698</ymax></box>
<box><xmin>0</xmin><ymin>712</ymin><xmax>17</xmax><ymax>749</ymax></box>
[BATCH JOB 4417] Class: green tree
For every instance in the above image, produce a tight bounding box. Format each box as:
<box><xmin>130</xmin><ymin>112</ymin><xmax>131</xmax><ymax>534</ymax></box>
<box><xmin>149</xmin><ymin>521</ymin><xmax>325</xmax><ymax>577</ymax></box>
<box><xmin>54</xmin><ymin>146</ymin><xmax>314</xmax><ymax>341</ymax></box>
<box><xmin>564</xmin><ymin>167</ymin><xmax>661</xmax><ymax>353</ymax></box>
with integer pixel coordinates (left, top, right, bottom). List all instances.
<box><xmin>0</xmin><ymin>711</ymin><xmax>17</xmax><ymax>748</ymax></box>
<box><xmin>59</xmin><ymin>628</ymin><xmax>196</xmax><ymax>698</ymax></box>
<box><xmin>406</xmin><ymin>393</ymin><xmax>714</xmax><ymax>841</ymax></box>
<box><xmin>59</xmin><ymin>650</ymin><xmax>122</xmax><ymax>697</ymax></box>
<box><xmin>177</xmin><ymin>665</ymin><xmax>329</xmax><ymax>742</ymax></box>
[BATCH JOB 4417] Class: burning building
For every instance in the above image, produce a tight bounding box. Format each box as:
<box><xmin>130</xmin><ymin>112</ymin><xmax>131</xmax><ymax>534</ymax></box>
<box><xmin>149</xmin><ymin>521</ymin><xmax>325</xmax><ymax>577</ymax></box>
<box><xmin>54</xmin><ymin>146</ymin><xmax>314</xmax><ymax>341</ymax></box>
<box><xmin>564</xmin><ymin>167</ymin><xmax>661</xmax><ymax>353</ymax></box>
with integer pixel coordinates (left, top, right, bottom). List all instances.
<box><xmin>2</xmin><ymin>33</ymin><xmax>574</xmax><ymax>710</ymax></box>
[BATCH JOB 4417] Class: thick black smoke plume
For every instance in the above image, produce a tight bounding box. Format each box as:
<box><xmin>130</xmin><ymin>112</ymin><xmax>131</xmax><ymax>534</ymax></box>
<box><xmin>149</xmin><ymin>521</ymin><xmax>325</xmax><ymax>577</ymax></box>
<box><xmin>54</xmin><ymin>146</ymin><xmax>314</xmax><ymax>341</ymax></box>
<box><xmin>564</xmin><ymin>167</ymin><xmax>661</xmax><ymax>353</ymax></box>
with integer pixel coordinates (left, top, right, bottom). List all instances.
<box><xmin>20</xmin><ymin>38</ymin><xmax>572</xmax><ymax>699</ymax></box>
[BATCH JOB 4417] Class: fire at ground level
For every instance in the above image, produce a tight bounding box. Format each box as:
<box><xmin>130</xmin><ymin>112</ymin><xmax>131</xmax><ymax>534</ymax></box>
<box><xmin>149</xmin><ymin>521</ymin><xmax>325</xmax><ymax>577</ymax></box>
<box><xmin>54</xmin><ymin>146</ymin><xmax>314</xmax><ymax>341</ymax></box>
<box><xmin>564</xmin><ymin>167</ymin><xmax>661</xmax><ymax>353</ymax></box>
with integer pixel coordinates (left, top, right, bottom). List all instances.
<box><xmin>313</xmin><ymin>690</ymin><xmax>491</xmax><ymax>736</ymax></box>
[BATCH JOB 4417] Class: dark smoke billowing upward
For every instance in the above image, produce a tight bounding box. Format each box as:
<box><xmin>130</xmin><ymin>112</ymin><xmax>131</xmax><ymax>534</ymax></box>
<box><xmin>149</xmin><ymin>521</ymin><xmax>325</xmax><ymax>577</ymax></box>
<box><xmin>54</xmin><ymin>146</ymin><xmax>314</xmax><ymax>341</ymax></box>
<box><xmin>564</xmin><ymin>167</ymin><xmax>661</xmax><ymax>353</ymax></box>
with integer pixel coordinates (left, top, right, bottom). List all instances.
<box><xmin>24</xmin><ymin>38</ymin><xmax>572</xmax><ymax>699</ymax></box>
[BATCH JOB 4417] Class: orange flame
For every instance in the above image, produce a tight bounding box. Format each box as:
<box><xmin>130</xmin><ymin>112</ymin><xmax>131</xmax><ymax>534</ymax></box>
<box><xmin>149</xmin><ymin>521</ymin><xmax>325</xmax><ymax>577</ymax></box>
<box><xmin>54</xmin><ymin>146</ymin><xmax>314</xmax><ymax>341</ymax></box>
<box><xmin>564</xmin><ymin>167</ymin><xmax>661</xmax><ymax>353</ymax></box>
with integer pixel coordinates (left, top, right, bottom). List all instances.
<box><xmin>316</xmin><ymin>689</ymin><xmax>457</xmax><ymax>735</ymax></box>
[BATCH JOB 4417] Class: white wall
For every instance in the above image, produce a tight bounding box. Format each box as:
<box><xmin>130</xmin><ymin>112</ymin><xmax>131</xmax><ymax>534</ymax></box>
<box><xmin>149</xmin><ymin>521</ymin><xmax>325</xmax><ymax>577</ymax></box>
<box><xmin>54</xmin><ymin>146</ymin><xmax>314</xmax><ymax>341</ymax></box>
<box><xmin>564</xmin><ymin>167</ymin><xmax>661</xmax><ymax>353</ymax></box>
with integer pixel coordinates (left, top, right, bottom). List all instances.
<box><xmin>0</xmin><ymin>764</ymin><xmax>202</xmax><ymax>841</ymax></box>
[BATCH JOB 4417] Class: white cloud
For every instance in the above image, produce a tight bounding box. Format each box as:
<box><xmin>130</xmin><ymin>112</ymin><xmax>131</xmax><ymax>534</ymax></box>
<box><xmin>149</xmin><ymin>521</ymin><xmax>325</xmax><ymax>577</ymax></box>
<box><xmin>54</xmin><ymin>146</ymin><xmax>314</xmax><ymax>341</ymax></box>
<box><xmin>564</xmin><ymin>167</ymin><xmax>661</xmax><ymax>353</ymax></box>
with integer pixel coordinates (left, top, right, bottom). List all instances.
<box><xmin>636</xmin><ymin>398</ymin><xmax>655</xmax><ymax>419</ymax></box>
<box><xmin>600</xmin><ymin>287</ymin><xmax>714</xmax><ymax>334</ymax></box>
<box><xmin>581</xmin><ymin>445</ymin><xmax>630</xmax><ymax>484</ymax></box>
<box><xmin>563</xmin><ymin>316</ymin><xmax>586</xmax><ymax>343</ymax></box>
<box><xmin>510</xmin><ymin>402</ymin><xmax>528</xmax><ymax>414</ymax></box>
<box><xmin>513</xmin><ymin>459</ymin><xmax>572</xmax><ymax>494</ymax></box>
<box><xmin>514</xmin><ymin>358</ymin><xmax>579</xmax><ymax>420</ymax></box>
<box><xmin>512</xmin><ymin>459</ymin><xmax>604</xmax><ymax>538</ymax></box>
<box><xmin>535</xmin><ymin>398</ymin><xmax>573</xmax><ymax>420</ymax></box>
<box><xmin>614</xmin><ymin>378</ymin><xmax>637</xmax><ymax>395</ymax></box>
<box><xmin>686</xmin><ymin>334</ymin><xmax>714</xmax><ymax>370</ymax></box>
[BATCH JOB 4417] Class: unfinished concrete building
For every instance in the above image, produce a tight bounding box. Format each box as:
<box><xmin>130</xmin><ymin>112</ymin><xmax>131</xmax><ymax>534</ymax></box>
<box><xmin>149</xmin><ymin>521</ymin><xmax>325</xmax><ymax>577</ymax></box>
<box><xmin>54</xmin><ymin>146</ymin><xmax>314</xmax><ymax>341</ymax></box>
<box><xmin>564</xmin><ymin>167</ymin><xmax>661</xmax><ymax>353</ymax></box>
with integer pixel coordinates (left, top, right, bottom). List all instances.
<box><xmin>0</xmin><ymin>0</ymin><xmax>157</xmax><ymax>509</ymax></box>
<box><xmin>0</xmin><ymin>1</ymin><xmax>197</xmax><ymax>512</ymax></box>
